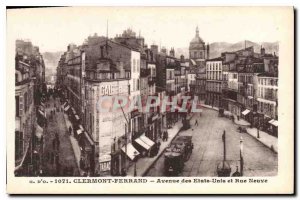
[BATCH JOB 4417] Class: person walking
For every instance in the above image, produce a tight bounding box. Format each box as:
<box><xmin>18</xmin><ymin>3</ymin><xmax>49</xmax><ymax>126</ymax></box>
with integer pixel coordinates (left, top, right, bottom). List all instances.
<box><xmin>166</xmin><ymin>131</ymin><xmax>169</xmax><ymax>141</ymax></box>
<box><xmin>195</xmin><ymin>119</ymin><xmax>198</xmax><ymax>126</ymax></box>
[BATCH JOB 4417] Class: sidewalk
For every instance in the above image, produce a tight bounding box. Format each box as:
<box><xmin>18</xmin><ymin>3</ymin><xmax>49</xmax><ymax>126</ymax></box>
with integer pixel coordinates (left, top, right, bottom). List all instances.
<box><xmin>246</xmin><ymin>127</ymin><xmax>278</xmax><ymax>153</ymax></box>
<box><xmin>62</xmin><ymin>108</ymin><xmax>86</xmax><ymax>176</ymax></box>
<box><xmin>233</xmin><ymin>116</ymin><xmax>251</xmax><ymax>126</ymax></box>
<box><xmin>126</xmin><ymin>118</ymin><xmax>184</xmax><ymax>176</ymax></box>
<box><xmin>201</xmin><ymin>104</ymin><xmax>219</xmax><ymax>111</ymax></box>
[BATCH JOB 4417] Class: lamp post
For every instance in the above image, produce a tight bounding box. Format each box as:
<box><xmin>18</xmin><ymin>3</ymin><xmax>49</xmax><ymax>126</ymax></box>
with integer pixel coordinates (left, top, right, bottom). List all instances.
<box><xmin>240</xmin><ymin>136</ymin><xmax>244</xmax><ymax>176</ymax></box>
<box><xmin>133</xmin><ymin>151</ymin><xmax>138</xmax><ymax>177</ymax></box>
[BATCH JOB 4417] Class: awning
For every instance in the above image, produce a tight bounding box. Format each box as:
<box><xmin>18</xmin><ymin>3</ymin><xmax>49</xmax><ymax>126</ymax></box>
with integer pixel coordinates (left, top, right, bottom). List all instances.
<box><xmin>121</xmin><ymin>143</ymin><xmax>140</xmax><ymax>160</ymax></box>
<box><xmin>248</xmin><ymin>96</ymin><xmax>253</xmax><ymax>99</ymax></box>
<box><xmin>36</xmin><ymin>125</ymin><xmax>43</xmax><ymax>139</ymax></box>
<box><xmin>79</xmin><ymin>125</ymin><xmax>84</xmax><ymax>130</ymax></box>
<box><xmin>135</xmin><ymin>138</ymin><xmax>151</xmax><ymax>150</ymax></box>
<box><xmin>77</xmin><ymin>129</ymin><xmax>83</xmax><ymax>135</ymax></box>
<box><xmin>38</xmin><ymin>109</ymin><xmax>46</xmax><ymax>118</ymax></box>
<box><xmin>41</xmin><ymin>102</ymin><xmax>45</xmax><ymax>107</ymax></box>
<box><xmin>269</xmin><ymin>119</ymin><xmax>278</xmax><ymax>127</ymax></box>
<box><xmin>72</xmin><ymin>107</ymin><xmax>76</xmax><ymax>114</ymax></box>
<box><xmin>64</xmin><ymin>105</ymin><xmax>70</xmax><ymax>111</ymax></box>
<box><xmin>39</xmin><ymin>105</ymin><xmax>45</xmax><ymax>111</ymax></box>
<box><xmin>242</xmin><ymin>109</ymin><xmax>250</xmax><ymax>116</ymax></box>
<box><xmin>64</xmin><ymin>102</ymin><xmax>69</xmax><ymax>108</ymax></box>
<box><xmin>15</xmin><ymin>144</ymin><xmax>30</xmax><ymax>173</ymax></box>
<box><xmin>84</xmin><ymin>132</ymin><xmax>94</xmax><ymax>146</ymax></box>
<box><xmin>75</xmin><ymin>115</ymin><xmax>80</xmax><ymax>120</ymax></box>
<box><xmin>140</xmin><ymin>135</ymin><xmax>155</xmax><ymax>147</ymax></box>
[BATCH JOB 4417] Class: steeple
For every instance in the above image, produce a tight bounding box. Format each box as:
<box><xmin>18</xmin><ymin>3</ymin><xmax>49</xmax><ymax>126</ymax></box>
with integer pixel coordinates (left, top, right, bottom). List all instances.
<box><xmin>196</xmin><ymin>26</ymin><xmax>199</xmax><ymax>37</ymax></box>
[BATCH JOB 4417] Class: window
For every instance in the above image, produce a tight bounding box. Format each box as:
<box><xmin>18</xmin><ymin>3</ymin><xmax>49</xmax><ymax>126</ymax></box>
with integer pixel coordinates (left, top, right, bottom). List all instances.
<box><xmin>133</xmin><ymin>59</ymin><xmax>136</xmax><ymax>72</ymax></box>
<box><xmin>24</xmin><ymin>92</ymin><xmax>28</xmax><ymax>113</ymax></box>
<box><xmin>137</xmin><ymin>79</ymin><xmax>140</xmax><ymax>90</ymax></box>
<box><xmin>137</xmin><ymin>59</ymin><xmax>140</xmax><ymax>72</ymax></box>
<box><xmin>15</xmin><ymin>96</ymin><xmax>19</xmax><ymax>117</ymax></box>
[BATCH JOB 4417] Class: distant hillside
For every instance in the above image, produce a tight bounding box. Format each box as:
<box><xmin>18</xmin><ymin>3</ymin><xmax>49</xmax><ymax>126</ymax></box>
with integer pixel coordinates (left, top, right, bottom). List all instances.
<box><xmin>175</xmin><ymin>40</ymin><xmax>279</xmax><ymax>59</ymax></box>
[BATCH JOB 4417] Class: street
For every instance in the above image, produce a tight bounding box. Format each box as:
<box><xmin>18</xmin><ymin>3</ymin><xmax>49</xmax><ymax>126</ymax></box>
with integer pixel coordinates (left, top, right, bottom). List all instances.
<box><xmin>42</xmin><ymin>96</ymin><xmax>80</xmax><ymax>176</ymax></box>
<box><xmin>145</xmin><ymin>108</ymin><xmax>278</xmax><ymax>177</ymax></box>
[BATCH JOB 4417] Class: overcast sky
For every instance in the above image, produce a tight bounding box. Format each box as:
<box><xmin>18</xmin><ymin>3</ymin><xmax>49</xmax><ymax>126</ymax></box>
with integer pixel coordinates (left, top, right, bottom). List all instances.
<box><xmin>7</xmin><ymin>7</ymin><xmax>285</xmax><ymax>53</ymax></box>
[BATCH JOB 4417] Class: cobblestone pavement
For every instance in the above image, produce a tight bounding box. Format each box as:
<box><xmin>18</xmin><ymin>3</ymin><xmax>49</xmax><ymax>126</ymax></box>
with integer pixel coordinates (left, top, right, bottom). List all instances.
<box><xmin>42</xmin><ymin>96</ymin><xmax>79</xmax><ymax>176</ymax></box>
<box><xmin>146</xmin><ymin>108</ymin><xmax>278</xmax><ymax>177</ymax></box>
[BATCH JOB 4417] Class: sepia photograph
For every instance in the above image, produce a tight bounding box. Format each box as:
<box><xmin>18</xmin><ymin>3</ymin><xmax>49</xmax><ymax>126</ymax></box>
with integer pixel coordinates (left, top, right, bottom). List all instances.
<box><xmin>6</xmin><ymin>6</ymin><xmax>294</xmax><ymax>194</ymax></box>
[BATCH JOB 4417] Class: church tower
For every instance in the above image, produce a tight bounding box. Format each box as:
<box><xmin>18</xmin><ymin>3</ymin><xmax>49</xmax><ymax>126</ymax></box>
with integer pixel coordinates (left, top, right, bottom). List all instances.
<box><xmin>189</xmin><ymin>26</ymin><xmax>206</xmax><ymax>63</ymax></box>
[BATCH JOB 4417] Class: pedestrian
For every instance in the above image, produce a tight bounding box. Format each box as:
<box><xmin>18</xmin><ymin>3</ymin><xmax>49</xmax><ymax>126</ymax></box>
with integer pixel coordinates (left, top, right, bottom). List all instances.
<box><xmin>163</xmin><ymin>131</ymin><xmax>167</xmax><ymax>141</ymax></box>
<box><xmin>195</xmin><ymin>119</ymin><xmax>198</xmax><ymax>126</ymax></box>
<box><xmin>166</xmin><ymin>131</ymin><xmax>169</xmax><ymax>141</ymax></box>
<box><xmin>69</xmin><ymin>127</ymin><xmax>72</xmax><ymax>135</ymax></box>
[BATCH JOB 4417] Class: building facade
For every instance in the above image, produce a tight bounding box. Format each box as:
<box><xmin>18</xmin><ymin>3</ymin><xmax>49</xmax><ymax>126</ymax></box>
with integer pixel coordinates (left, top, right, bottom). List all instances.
<box><xmin>206</xmin><ymin>58</ymin><xmax>223</xmax><ymax>108</ymax></box>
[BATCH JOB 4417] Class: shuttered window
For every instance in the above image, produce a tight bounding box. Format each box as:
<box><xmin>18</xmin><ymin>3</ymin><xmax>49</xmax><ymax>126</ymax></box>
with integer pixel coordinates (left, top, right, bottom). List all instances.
<box><xmin>19</xmin><ymin>96</ymin><xmax>23</xmax><ymax>116</ymax></box>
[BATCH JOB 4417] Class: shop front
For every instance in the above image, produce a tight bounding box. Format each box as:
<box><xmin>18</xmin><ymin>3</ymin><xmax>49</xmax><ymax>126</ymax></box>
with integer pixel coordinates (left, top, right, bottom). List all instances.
<box><xmin>268</xmin><ymin>119</ymin><xmax>278</xmax><ymax>137</ymax></box>
<box><xmin>78</xmin><ymin>131</ymin><xmax>95</xmax><ymax>176</ymax></box>
<box><xmin>121</xmin><ymin>143</ymin><xmax>140</xmax><ymax>172</ymax></box>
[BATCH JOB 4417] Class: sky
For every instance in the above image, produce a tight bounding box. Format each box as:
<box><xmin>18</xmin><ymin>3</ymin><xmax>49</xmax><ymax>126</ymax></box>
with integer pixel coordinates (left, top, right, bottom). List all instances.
<box><xmin>7</xmin><ymin>7</ymin><xmax>286</xmax><ymax>53</ymax></box>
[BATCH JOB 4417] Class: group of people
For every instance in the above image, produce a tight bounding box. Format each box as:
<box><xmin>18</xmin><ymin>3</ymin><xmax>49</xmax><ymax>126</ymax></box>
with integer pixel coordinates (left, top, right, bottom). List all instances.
<box><xmin>162</xmin><ymin>130</ymin><xmax>169</xmax><ymax>141</ymax></box>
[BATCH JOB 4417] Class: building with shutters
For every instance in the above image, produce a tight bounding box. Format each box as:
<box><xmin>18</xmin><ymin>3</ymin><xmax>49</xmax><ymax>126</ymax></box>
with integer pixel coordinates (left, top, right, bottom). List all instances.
<box><xmin>15</xmin><ymin>40</ymin><xmax>46</xmax><ymax>176</ymax></box>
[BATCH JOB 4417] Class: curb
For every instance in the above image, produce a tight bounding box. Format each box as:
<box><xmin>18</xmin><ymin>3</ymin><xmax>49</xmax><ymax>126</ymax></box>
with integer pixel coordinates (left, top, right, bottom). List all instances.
<box><xmin>197</xmin><ymin>106</ymin><xmax>277</xmax><ymax>154</ymax></box>
<box><xmin>141</xmin><ymin>114</ymin><xmax>196</xmax><ymax>176</ymax></box>
<box><xmin>61</xmin><ymin>112</ymin><xmax>85</xmax><ymax>175</ymax></box>
<box><xmin>245</xmin><ymin>129</ymin><xmax>278</xmax><ymax>154</ymax></box>
<box><xmin>141</xmin><ymin>127</ymin><xmax>182</xmax><ymax>176</ymax></box>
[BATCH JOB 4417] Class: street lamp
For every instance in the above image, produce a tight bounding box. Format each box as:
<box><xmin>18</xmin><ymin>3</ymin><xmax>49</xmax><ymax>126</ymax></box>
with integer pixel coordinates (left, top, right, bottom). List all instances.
<box><xmin>133</xmin><ymin>151</ymin><xmax>138</xmax><ymax>177</ymax></box>
<box><xmin>240</xmin><ymin>136</ymin><xmax>244</xmax><ymax>176</ymax></box>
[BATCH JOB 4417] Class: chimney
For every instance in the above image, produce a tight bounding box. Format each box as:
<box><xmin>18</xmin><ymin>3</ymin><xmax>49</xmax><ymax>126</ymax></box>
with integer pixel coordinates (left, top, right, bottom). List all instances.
<box><xmin>169</xmin><ymin>48</ymin><xmax>175</xmax><ymax>57</ymax></box>
<box><xmin>180</xmin><ymin>55</ymin><xmax>185</xmax><ymax>62</ymax></box>
<box><xmin>261</xmin><ymin>46</ymin><xmax>265</xmax><ymax>56</ymax></box>
<box><xmin>150</xmin><ymin>45</ymin><xmax>158</xmax><ymax>56</ymax></box>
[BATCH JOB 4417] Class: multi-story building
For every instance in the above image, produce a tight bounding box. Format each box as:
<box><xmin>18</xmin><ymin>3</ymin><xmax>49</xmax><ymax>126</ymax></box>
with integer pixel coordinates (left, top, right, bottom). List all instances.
<box><xmin>15</xmin><ymin>40</ymin><xmax>46</xmax><ymax>176</ymax></box>
<box><xmin>84</xmin><ymin>54</ymin><xmax>130</xmax><ymax>176</ymax></box>
<box><xmin>236</xmin><ymin>54</ymin><xmax>264</xmax><ymax>124</ymax></box>
<box><xmin>206</xmin><ymin>57</ymin><xmax>223</xmax><ymax>107</ymax></box>
<box><xmin>257</xmin><ymin>74</ymin><xmax>278</xmax><ymax>136</ymax></box>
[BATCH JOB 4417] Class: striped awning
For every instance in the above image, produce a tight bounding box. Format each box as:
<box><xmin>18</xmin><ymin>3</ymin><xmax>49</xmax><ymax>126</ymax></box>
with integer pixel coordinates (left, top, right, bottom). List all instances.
<box><xmin>64</xmin><ymin>105</ymin><xmax>70</xmax><ymax>111</ymax></box>
<box><xmin>269</xmin><ymin>119</ymin><xmax>278</xmax><ymax>127</ymax></box>
<box><xmin>77</xmin><ymin>129</ymin><xmax>83</xmax><ymax>135</ymax></box>
<box><xmin>121</xmin><ymin>143</ymin><xmax>140</xmax><ymax>160</ymax></box>
<box><xmin>242</xmin><ymin>109</ymin><xmax>250</xmax><ymax>116</ymax></box>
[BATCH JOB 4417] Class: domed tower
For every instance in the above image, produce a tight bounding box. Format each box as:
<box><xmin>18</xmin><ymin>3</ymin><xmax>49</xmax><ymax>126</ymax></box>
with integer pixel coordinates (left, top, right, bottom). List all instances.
<box><xmin>189</xmin><ymin>26</ymin><xmax>206</xmax><ymax>61</ymax></box>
